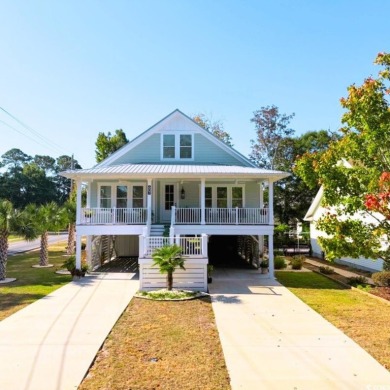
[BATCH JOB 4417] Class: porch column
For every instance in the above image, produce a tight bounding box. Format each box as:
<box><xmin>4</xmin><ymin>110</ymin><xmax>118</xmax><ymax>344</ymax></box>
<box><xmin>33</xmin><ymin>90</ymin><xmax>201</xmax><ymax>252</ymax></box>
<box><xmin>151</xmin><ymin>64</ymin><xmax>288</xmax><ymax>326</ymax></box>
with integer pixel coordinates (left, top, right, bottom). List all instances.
<box><xmin>200</xmin><ymin>178</ymin><xmax>205</xmax><ymax>225</ymax></box>
<box><xmin>201</xmin><ymin>234</ymin><xmax>208</xmax><ymax>257</ymax></box>
<box><xmin>268</xmin><ymin>180</ymin><xmax>274</xmax><ymax>225</ymax></box>
<box><xmin>268</xmin><ymin>233</ymin><xmax>274</xmax><ymax>278</ymax></box>
<box><xmin>86</xmin><ymin>235</ymin><xmax>92</xmax><ymax>267</ymax></box>
<box><xmin>258</xmin><ymin>235</ymin><xmax>264</xmax><ymax>255</ymax></box>
<box><xmin>76</xmin><ymin>178</ymin><xmax>82</xmax><ymax>224</ymax></box>
<box><xmin>147</xmin><ymin>178</ymin><xmax>152</xmax><ymax>225</ymax></box>
<box><xmin>76</xmin><ymin>233</ymin><xmax>82</xmax><ymax>269</ymax></box>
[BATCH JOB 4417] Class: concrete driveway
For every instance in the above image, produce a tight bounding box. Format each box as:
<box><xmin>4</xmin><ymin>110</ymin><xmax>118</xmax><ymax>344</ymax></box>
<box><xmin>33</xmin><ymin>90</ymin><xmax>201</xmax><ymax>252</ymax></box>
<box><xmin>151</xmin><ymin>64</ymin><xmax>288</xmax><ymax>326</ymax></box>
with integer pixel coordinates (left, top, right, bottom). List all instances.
<box><xmin>209</xmin><ymin>268</ymin><xmax>390</xmax><ymax>390</ymax></box>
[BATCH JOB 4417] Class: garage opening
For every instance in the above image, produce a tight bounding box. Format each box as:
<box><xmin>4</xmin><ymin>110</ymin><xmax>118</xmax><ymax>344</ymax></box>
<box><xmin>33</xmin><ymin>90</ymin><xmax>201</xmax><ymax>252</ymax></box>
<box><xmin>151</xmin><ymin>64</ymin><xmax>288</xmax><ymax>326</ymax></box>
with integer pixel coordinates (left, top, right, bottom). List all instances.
<box><xmin>208</xmin><ymin>235</ymin><xmax>261</xmax><ymax>269</ymax></box>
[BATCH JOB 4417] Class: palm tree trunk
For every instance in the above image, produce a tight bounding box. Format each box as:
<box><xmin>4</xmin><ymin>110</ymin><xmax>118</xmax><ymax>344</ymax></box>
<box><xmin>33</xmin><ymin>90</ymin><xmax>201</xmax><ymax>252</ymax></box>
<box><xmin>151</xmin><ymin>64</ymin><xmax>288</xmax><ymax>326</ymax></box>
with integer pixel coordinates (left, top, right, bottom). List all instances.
<box><xmin>40</xmin><ymin>231</ymin><xmax>49</xmax><ymax>266</ymax></box>
<box><xmin>0</xmin><ymin>229</ymin><xmax>9</xmax><ymax>280</ymax></box>
<box><xmin>67</xmin><ymin>223</ymin><xmax>75</xmax><ymax>255</ymax></box>
<box><xmin>167</xmin><ymin>272</ymin><xmax>173</xmax><ymax>291</ymax></box>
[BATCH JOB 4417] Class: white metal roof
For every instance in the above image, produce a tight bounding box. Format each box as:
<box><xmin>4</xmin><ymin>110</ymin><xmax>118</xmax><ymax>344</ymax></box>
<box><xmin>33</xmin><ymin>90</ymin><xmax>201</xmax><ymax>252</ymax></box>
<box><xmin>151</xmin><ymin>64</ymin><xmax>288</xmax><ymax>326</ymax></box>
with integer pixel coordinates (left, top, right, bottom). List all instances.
<box><xmin>61</xmin><ymin>164</ymin><xmax>290</xmax><ymax>181</ymax></box>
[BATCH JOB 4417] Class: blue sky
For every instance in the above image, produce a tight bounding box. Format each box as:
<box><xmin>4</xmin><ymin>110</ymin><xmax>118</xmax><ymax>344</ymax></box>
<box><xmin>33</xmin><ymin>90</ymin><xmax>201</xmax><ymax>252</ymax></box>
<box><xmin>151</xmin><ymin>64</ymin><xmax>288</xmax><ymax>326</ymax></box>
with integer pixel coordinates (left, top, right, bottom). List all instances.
<box><xmin>1</xmin><ymin>0</ymin><xmax>389</xmax><ymax>169</ymax></box>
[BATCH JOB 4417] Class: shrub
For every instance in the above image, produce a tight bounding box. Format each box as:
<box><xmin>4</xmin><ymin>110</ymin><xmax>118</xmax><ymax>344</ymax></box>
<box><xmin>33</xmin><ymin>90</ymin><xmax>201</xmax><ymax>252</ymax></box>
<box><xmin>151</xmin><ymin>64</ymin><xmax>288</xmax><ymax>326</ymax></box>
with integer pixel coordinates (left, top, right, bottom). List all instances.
<box><xmin>291</xmin><ymin>256</ymin><xmax>304</xmax><ymax>270</ymax></box>
<box><xmin>319</xmin><ymin>266</ymin><xmax>334</xmax><ymax>275</ymax></box>
<box><xmin>348</xmin><ymin>275</ymin><xmax>369</xmax><ymax>287</ymax></box>
<box><xmin>62</xmin><ymin>256</ymin><xmax>76</xmax><ymax>272</ymax></box>
<box><xmin>260</xmin><ymin>260</ymin><xmax>268</xmax><ymax>268</ymax></box>
<box><xmin>372</xmin><ymin>271</ymin><xmax>390</xmax><ymax>287</ymax></box>
<box><xmin>274</xmin><ymin>256</ymin><xmax>286</xmax><ymax>270</ymax></box>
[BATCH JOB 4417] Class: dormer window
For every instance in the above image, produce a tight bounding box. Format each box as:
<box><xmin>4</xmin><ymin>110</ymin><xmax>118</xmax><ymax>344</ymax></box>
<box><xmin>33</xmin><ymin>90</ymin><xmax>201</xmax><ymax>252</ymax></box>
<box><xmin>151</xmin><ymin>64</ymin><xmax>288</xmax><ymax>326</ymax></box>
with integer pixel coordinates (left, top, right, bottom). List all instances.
<box><xmin>162</xmin><ymin>133</ymin><xmax>193</xmax><ymax>160</ymax></box>
<box><xmin>163</xmin><ymin>135</ymin><xmax>175</xmax><ymax>158</ymax></box>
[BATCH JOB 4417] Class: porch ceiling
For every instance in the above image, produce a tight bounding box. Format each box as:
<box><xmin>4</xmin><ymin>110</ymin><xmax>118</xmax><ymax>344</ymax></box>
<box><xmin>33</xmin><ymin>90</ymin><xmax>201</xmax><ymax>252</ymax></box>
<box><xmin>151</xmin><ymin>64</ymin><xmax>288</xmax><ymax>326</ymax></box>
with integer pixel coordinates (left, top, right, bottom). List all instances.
<box><xmin>61</xmin><ymin>164</ymin><xmax>290</xmax><ymax>182</ymax></box>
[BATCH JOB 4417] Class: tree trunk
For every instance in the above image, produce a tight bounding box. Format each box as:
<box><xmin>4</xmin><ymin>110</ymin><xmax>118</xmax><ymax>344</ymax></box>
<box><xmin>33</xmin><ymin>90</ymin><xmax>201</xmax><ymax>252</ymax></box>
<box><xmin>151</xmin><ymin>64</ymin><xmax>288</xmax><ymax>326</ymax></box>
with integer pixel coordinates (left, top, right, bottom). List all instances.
<box><xmin>167</xmin><ymin>272</ymin><xmax>173</xmax><ymax>291</ymax></box>
<box><xmin>67</xmin><ymin>223</ymin><xmax>75</xmax><ymax>255</ymax></box>
<box><xmin>0</xmin><ymin>229</ymin><xmax>9</xmax><ymax>280</ymax></box>
<box><xmin>40</xmin><ymin>231</ymin><xmax>49</xmax><ymax>266</ymax></box>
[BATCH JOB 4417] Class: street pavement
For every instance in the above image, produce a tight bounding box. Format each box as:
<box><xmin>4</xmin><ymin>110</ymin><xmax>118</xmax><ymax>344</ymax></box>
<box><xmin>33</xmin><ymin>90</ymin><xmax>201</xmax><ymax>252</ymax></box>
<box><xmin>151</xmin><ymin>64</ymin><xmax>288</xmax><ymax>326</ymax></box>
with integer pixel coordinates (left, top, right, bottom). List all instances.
<box><xmin>7</xmin><ymin>234</ymin><xmax>68</xmax><ymax>256</ymax></box>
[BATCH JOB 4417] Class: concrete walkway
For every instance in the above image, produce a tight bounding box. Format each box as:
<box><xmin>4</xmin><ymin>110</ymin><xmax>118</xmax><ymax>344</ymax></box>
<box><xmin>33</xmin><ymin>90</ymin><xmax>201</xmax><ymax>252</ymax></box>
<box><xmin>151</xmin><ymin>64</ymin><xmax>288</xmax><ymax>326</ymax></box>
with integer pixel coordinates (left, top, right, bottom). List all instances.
<box><xmin>210</xmin><ymin>269</ymin><xmax>390</xmax><ymax>390</ymax></box>
<box><xmin>0</xmin><ymin>273</ymin><xmax>139</xmax><ymax>390</ymax></box>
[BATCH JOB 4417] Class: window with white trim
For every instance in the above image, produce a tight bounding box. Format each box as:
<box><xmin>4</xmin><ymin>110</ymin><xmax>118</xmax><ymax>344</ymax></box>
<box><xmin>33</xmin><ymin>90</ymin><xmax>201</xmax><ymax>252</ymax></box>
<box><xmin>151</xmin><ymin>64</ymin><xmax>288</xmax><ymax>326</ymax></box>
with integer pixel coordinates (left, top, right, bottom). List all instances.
<box><xmin>180</xmin><ymin>134</ymin><xmax>192</xmax><ymax>159</ymax></box>
<box><xmin>132</xmin><ymin>186</ymin><xmax>144</xmax><ymax>208</ymax></box>
<box><xmin>100</xmin><ymin>186</ymin><xmax>112</xmax><ymax>208</ymax></box>
<box><xmin>232</xmin><ymin>187</ymin><xmax>243</xmax><ymax>208</ymax></box>
<box><xmin>116</xmin><ymin>185</ymin><xmax>128</xmax><ymax>208</ymax></box>
<box><xmin>204</xmin><ymin>185</ymin><xmax>244</xmax><ymax>208</ymax></box>
<box><xmin>162</xmin><ymin>133</ymin><xmax>193</xmax><ymax>160</ymax></box>
<box><xmin>163</xmin><ymin>134</ymin><xmax>175</xmax><ymax>158</ymax></box>
<box><xmin>217</xmin><ymin>187</ymin><xmax>228</xmax><ymax>208</ymax></box>
<box><xmin>98</xmin><ymin>183</ymin><xmax>145</xmax><ymax>208</ymax></box>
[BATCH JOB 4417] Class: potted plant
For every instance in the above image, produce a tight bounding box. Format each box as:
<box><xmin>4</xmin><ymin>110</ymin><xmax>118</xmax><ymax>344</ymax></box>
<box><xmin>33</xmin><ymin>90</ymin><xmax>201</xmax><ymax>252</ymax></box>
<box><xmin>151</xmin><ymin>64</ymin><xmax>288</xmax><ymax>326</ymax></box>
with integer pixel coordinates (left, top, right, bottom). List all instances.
<box><xmin>260</xmin><ymin>260</ymin><xmax>268</xmax><ymax>274</ymax></box>
<box><xmin>207</xmin><ymin>264</ymin><xmax>214</xmax><ymax>283</ymax></box>
<box><xmin>81</xmin><ymin>262</ymin><xmax>89</xmax><ymax>277</ymax></box>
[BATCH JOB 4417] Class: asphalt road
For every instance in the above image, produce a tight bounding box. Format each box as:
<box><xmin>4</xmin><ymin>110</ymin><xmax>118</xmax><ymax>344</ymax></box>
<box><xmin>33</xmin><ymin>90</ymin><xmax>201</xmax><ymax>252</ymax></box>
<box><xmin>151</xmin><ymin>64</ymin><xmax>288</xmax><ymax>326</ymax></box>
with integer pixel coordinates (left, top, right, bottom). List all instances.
<box><xmin>8</xmin><ymin>234</ymin><xmax>68</xmax><ymax>256</ymax></box>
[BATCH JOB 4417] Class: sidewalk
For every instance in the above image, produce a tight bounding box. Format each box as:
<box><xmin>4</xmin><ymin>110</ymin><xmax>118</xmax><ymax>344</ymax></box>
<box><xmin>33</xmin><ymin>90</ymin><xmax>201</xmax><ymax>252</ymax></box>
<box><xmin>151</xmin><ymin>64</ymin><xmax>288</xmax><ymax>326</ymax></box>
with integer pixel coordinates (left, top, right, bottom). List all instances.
<box><xmin>210</xmin><ymin>269</ymin><xmax>390</xmax><ymax>389</ymax></box>
<box><xmin>0</xmin><ymin>273</ymin><xmax>138</xmax><ymax>390</ymax></box>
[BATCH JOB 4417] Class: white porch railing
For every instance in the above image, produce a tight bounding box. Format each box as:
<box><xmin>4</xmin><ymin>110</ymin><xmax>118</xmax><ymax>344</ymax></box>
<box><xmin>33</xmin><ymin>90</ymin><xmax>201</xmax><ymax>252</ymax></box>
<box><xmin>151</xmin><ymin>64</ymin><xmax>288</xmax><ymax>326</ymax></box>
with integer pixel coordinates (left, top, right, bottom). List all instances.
<box><xmin>173</xmin><ymin>207</ymin><xmax>269</xmax><ymax>225</ymax></box>
<box><xmin>175</xmin><ymin>207</ymin><xmax>201</xmax><ymax>224</ymax></box>
<box><xmin>140</xmin><ymin>235</ymin><xmax>207</xmax><ymax>258</ymax></box>
<box><xmin>81</xmin><ymin>208</ymin><xmax>147</xmax><ymax>225</ymax></box>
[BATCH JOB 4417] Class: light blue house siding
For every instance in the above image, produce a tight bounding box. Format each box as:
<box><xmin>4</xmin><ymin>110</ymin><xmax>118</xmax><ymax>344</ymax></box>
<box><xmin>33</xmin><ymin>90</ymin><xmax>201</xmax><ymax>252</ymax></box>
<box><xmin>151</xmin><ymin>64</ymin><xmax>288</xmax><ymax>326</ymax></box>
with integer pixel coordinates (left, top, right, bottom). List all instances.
<box><xmin>107</xmin><ymin>133</ymin><xmax>248</xmax><ymax>166</ymax></box>
<box><xmin>244</xmin><ymin>181</ymin><xmax>260</xmax><ymax>207</ymax></box>
<box><xmin>193</xmin><ymin>134</ymin><xmax>247</xmax><ymax>166</ymax></box>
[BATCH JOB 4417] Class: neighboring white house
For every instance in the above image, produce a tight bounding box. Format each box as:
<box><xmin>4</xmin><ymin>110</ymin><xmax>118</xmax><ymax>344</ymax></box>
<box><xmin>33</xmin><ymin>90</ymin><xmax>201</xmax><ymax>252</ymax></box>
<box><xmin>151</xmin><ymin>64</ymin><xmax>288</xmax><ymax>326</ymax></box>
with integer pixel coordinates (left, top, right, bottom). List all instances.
<box><xmin>304</xmin><ymin>186</ymin><xmax>384</xmax><ymax>272</ymax></box>
<box><xmin>61</xmin><ymin>109</ymin><xmax>289</xmax><ymax>291</ymax></box>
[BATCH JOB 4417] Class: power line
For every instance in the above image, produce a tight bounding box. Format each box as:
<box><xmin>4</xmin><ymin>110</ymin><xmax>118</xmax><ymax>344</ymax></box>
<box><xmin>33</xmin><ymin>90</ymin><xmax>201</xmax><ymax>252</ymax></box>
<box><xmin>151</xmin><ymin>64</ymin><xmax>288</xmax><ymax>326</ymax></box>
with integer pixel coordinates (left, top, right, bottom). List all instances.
<box><xmin>0</xmin><ymin>106</ymin><xmax>70</xmax><ymax>155</ymax></box>
<box><xmin>0</xmin><ymin>119</ymin><xmax>63</xmax><ymax>153</ymax></box>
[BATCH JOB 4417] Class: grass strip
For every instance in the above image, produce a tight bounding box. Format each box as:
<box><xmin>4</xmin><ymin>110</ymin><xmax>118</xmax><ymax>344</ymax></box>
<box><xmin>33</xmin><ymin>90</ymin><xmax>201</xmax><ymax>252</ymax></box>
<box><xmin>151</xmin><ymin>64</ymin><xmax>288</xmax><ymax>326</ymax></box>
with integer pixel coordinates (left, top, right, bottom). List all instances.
<box><xmin>276</xmin><ymin>271</ymin><xmax>390</xmax><ymax>370</ymax></box>
<box><xmin>0</xmin><ymin>242</ymin><xmax>71</xmax><ymax>320</ymax></box>
<box><xmin>80</xmin><ymin>297</ymin><xmax>231</xmax><ymax>390</ymax></box>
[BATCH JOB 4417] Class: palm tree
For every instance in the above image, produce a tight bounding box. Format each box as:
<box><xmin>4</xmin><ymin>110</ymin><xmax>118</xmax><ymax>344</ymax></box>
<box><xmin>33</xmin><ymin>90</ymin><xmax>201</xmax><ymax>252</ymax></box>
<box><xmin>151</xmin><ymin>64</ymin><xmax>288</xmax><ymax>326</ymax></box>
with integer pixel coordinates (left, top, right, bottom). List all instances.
<box><xmin>151</xmin><ymin>244</ymin><xmax>185</xmax><ymax>290</ymax></box>
<box><xmin>0</xmin><ymin>199</ymin><xmax>13</xmax><ymax>280</ymax></box>
<box><xmin>63</xmin><ymin>200</ymin><xmax>76</xmax><ymax>255</ymax></box>
<box><xmin>15</xmin><ymin>202</ymin><xmax>66</xmax><ymax>266</ymax></box>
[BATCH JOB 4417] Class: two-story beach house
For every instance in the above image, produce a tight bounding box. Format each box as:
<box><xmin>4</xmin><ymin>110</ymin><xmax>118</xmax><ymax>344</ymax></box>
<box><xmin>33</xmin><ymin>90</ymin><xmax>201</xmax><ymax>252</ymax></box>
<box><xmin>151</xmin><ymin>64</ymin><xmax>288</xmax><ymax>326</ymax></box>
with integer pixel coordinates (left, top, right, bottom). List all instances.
<box><xmin>62</xmin><ymin>110</ymin><xmax>289</xmax><ymax>291</ymax></box>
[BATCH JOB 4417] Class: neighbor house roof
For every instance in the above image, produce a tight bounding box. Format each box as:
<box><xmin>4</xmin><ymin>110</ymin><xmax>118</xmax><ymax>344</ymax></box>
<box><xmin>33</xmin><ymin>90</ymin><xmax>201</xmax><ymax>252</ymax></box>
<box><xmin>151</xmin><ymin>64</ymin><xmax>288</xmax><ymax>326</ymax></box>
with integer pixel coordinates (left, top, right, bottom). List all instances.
<box><xmin>61</xmin><ymin>164</ymin><xmax>290</xmax><ymax>181</ymax></box>
<box><xmin>303</xmin><ymin>186</ymin><xmax>324</xmax><ymax>221</ymax></box>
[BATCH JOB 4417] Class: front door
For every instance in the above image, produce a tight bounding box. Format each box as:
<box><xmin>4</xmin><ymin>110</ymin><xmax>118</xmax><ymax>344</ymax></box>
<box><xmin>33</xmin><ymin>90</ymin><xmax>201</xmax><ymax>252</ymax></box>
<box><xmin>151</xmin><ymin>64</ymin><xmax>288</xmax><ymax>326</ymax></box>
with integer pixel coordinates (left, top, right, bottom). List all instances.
<box><xmin>161</xmin><ymin>183</ymin><xmax>176</xmax><ymax>223</ymax></box>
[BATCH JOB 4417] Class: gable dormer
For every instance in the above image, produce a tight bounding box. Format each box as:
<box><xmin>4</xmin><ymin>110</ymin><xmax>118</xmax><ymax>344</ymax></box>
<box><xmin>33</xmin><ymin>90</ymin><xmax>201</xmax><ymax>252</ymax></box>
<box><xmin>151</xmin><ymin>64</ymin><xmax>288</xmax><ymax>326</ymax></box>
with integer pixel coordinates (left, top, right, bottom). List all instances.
<box><xmin>97</xmin><ymin>109</ymin><xmax>254</xmax><ymax>167</ymax></box>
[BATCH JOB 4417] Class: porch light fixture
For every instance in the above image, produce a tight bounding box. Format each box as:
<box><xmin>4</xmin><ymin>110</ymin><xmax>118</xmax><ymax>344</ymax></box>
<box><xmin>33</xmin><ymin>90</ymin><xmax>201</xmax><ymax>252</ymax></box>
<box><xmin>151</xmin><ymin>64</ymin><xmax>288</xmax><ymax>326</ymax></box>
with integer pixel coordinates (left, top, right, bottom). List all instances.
<box><xmin>181</xmin><ymin>187</ymin><xmax>185</xmax><ymax>199</ymax></box>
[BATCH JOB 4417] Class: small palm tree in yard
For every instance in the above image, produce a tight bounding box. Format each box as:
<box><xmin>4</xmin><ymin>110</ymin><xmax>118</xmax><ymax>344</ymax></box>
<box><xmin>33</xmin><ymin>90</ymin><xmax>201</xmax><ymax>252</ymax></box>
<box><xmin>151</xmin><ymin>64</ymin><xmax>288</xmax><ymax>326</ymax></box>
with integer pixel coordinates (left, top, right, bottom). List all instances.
<box><xmin>152</xmin><ymin>244</ymin><xmax>185</xmax><ymax>290</ymax></box>
<box><xmin>0</xmin><ymin>199</ymin><xmax>13</xmax><ymax>280</ymax></box>
<box><xmin>15</xmin><ymin>202</ymin><xmax>66</xmax><ymax>267</ymax></box>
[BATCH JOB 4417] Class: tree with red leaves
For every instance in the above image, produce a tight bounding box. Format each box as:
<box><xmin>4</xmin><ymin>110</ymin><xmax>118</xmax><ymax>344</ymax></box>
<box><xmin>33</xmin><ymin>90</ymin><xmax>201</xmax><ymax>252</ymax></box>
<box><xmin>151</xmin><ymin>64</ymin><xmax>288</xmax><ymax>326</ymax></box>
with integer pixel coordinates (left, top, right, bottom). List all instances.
<box><xmin>295</xmin><ymin>53</ymin><xmax>390</xmax><ymax>270</ymax></box>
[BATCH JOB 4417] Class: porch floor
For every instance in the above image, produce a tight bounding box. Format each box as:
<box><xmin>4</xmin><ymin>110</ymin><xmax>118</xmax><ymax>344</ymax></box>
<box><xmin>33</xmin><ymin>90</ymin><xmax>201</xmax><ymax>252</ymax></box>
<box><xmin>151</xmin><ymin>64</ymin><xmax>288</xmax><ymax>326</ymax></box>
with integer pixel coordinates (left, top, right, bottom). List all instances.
<box><xmin>95</xmin><ymin>257</ymin><xmax>139</xmax><ymax>274</ymax></box>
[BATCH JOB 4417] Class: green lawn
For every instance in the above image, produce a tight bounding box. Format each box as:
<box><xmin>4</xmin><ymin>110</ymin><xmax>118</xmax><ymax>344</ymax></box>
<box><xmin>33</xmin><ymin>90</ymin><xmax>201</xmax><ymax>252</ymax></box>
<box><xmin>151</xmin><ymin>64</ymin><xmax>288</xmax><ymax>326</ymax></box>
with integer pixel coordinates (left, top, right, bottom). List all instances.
<box><xmin>276</xmin><ymin>271</ymin><xmax>390</xmax><ymax>370</ymax></box>
<box><xmin>0</xmin><ymin>242</ymin><xmax>71</xmax><ymax>320</ymax></box>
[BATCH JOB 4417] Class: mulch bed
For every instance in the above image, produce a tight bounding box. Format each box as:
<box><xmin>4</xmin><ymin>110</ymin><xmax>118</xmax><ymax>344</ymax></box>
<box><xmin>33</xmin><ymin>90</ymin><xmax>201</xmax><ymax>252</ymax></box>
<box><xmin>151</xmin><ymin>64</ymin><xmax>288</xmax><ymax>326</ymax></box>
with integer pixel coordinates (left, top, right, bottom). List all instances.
<box><xmin>303</xmin><ymin>259</ymin><xmax>390</xmax><ymax>302</ymax></box>
<box><xmin>370</xmin><ymin>287</ymin><xmax>390</xmax><ymax>301</ymax></box>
